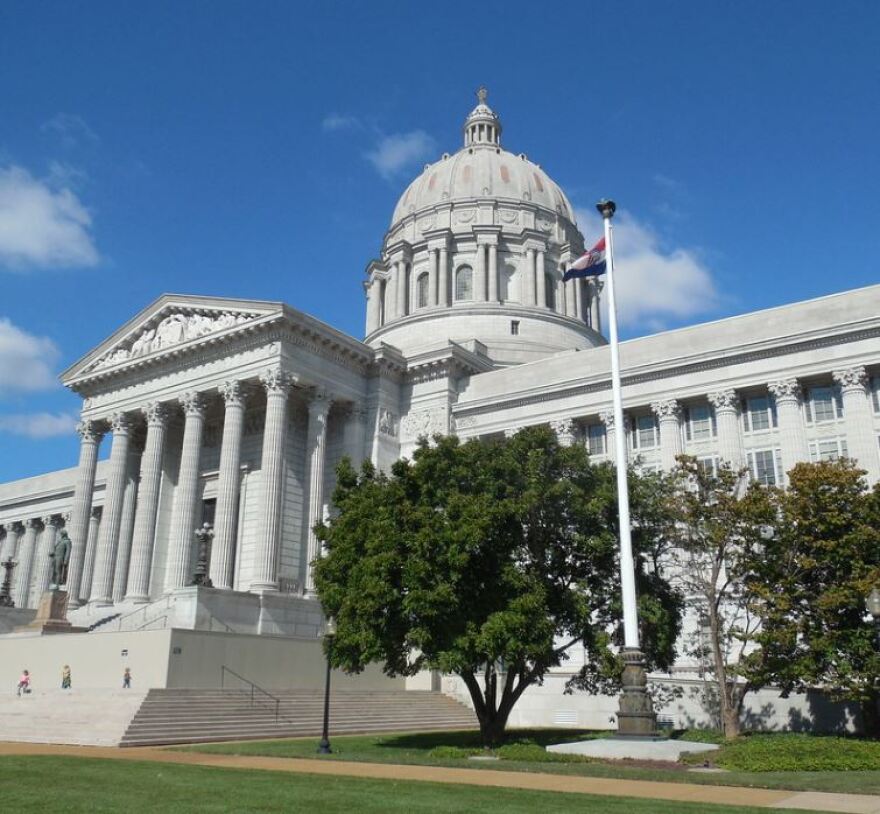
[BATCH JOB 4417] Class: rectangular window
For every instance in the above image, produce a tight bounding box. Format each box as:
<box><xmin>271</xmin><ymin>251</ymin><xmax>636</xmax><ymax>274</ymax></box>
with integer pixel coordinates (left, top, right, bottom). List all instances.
<box><xmin>685</xmin><ymin>405</ymin><xmax>716</xmax><ymax>441</ymax></box>
<box><xmin>510</xmin><ymin>320</ymin><xmax>520</xmax><ymax>336</ymax></box>
<box><xmin>871</xmin><ymin>376</ymin><xmax>880</xmax><ymax>414</ymax></box>
<box><xmin>696</xmin><ymin>456</ymin><xmax>718</xmax><ymax>477</ymax></box>
<box><xmin>805</xmin><ymin>386</ymin><xmax>844</xmax><ymax>423</ymax></box>
<box><xmin>748</xmin><ymin>449</ymin><xmax>780</xmax><ymax>486</ymax></box>
<box><xmin>809</xmin><ymin>438</ymin><xmax>849</xmax><ymax>462</ymax></box>
<box><xmin>742</xmin><ymin>396</ymin><xmax>777</xmax><ymax>433</ymax></box>
<box><xmin>631</xmin><ymin>415</ymin><xmax>659</xmax><ymax>450</ymax></box>
<box><xmin>586</xmin><ymin>423</ymin><xmax>606</xmax><ymax>456</ymax></box>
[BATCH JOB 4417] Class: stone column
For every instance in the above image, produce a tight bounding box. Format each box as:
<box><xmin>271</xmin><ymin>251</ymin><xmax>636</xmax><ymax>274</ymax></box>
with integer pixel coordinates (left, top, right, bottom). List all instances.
<box><xmin>396</xmin><ymin>260</ymin><xmax>407</xmax><ymax>318</ymax></box>
<box><xmin>0</xmin><ymin>523</ymin><xmax>20</xmax><ymax>564</ymax></box>
<box><xmin>113</xmin><ymin>440</ymin><xmax>142</xmax><ymax>602</ymax></box>
<box><xmin>89</xmin><ymin>413</ymin><xmax>132</xmax><ymax>605</ymax></box>
<box><xmin>212</xmin><ymin>380</ymin><xmax>247</xmax><ymax>589</ymax></box>
<box><xmin>385</xmin><ymin>270</ymin><xmax>397</xmax><ymax>322</ymax></box>
<box><xmin>428</xmin><ymin>250</ymin><xmax>439</xmax><ymax>307</ymax></box>
<box><xmin>32</xmin><ymin>516</ymin><xmax>58</xmax><ymax>599</ymax></box>
<box><xmin>13</xmin><ymin>519</ymin><xmax>38</xmax><ymax>608</ymax></box>
<box><xmin>600</xmin><ymin>410</ymin><xmax>630</xmax><ymax>465</ymax></box>
<box><xmin>165</xmin><ymin>393</ymin><xmax>207</xmax><ymax>592</ymax></box>
<box><xmin>708</xmin><ymin>390</ymin><xmax>745</xmax><ymax>469</ymax></box>
<box><xmin>589</xmin><ymin>280</ymin><xmax>603</xmax><ymax>332</ymax></box>
<box><xmin>125</xmin><ymin>403</ymin><xmax>168</xmax><ymax>602</ymax></box>
<box><xmin>555</xmin><ymin>272</ymin><xmax>566</xmax><ymax>316</ymax></box>
<box><xmin>488</xmin><ymin>244</ymin><xmax>498</xmax><ymax>302</ymax></box>
<box><xmin>574</xmin><ymin>279</ymin><xmax>584</xmax><ymax>321</ymax></box>
<box><xmin>79</xmin><ymin>508</ymin><xmax>101</xmax><ymax>603</ymax></box>
<box><xmin>767</xmin><ymin>379</ymin><xmax>809</xmax><ymax>484</ymax></box>
<box><xmin>651</xmin><ymin>400</ymin><xmax>683</xmax><ymax>470</ymax></box>
<box><xmin>250</xmin><ymin>369</ymin><xmax>293</xmax><ymax>592</ymax></box>
<box><xmin>438</xmin><ymin>246</ymin><xmax>449</xmax><ymax>307</ymax></box>
<box><xmin>833</xmin><ymin>366</ymin><xmax>880</xmax><ymax>484</ymax></box>
<box><xmin>565</xmin><ymin>278</ymin><xmax>578</xmax><ymax>318</ymax></box>
<box><xmin>524</xmin><ymin>248</ymin><xmax>536</xmax><ymax>306</ymax></box>
<box><xmin>550</xmin><ymin>418</ymin><xmax>577</xmax><ymax>447</ymax></box>
<box><xmin>475</xmin><ymin>243</ymin><xmax>487</xmax><ymax>301</ymax></box>
<box><xmin>366</xmin><ymin>278</ymin><xmax>381</xmax><ymax>334</ymax></box>
<box><xmin>536</xmin><ymin>249</ymin><xmax>547</xmax><ymax>308</ymax></box>
<box><xmin>65</xmin><ymin>420</ymin><xmax>104</xmax><ymax>607</ymax></box>
<box><xmin>304</xmin><ymin>390</ymin><xmax>331</xmax><ymax>596</ymax></box>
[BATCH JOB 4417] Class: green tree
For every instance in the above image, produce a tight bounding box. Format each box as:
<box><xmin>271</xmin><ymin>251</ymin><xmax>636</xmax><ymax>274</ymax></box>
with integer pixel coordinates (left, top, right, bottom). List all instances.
<box><xmin>743</xmin><ymin>460</ymin><xmax>880</xmax><ymax>737</ymax></box>
<box><xmin>314</xmin><ymin>427</ymin><xmax>682</xmax><ymax>746</ymax></box>
<box><xmin>659</xmin><ymin>456</ymin><xmax>778</xmax><ymax>738</ymax></box>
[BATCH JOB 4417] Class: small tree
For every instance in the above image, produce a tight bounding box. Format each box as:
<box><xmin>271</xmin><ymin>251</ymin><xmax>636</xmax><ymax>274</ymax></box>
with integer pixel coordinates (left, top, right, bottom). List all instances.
<box><xmin>314</xmin><ymin>427</ymin><xmax>682</xmax><ymax>746</ymax></box>
<box><xmin>662</xmin><ymin>456</ymin><xmax>778</xmax><ymax>738</ymax></box>
<box><xmin>743</xmin><ymin>460</ymin><xmax>880</xmax><ymax>737</ymax></box>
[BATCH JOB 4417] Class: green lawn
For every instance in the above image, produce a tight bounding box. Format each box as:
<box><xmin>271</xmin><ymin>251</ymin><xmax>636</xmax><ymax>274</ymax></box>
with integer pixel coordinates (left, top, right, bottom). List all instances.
<box><xmin>180</xmin><ymin>729</ymin><xmax>880</xmax><ymax>795</ymax></box>
<box><xmin>1</xmin><ymin>756</ymin><xmax>786</xmax><ymax>814</ymax></box>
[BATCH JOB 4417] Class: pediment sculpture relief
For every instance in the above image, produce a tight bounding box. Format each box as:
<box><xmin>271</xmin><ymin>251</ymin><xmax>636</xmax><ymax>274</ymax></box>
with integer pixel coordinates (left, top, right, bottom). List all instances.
<box><xmin>91</xmin><ymin>310</ymin><xmax>256</xmax><ymax>371</ymax></box>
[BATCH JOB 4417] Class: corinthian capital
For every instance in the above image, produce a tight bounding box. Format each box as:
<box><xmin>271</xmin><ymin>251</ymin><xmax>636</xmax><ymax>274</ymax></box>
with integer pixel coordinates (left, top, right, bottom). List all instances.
<box><xmin>650</xmin><ymin>399</ymin><xmax>681</xmax><ymax>421</ymax></box>
<box><xmin>708</xmin><ymin>389</ymin><xmax>738</xmax><ymax>412</ymax></box>
<box><xmin>307</xmin><ymin>388</ymin><xmax>332</xmax><ymax>418</ymax></box>
<box><xmin>767</xmin><ymin>379</ymin><xmax>802</xmax><ymax>403</ymax></box>
<box><xmin>832</xmin><ymin>366</ymin><xmax>868</xmax><ymax>393</ymax></box>
<box><xmin>179</xmin><ymin>391</ymin><xmax>207</xmax><ymax>417</ymax></box>
<box><xmin>109</xmin><ymin>412</ymin><xmax>132</xmax><ymax>435</ymax></box>
<box><xmin>549</xmin><ymin>418</ymin><xmax>577</xmax><ymax>440</ymax></box>
<box><xmin>143</xmin><ymin>401</ymin><xmax>170</xmax><ymax>427</ymax></box>
<box><xmin>599</xmin><ymin>410</ymin><xmax>631</xmax><ymax>431</ymax></box>
<box><xmin>220</xmin><ymin>380</ymin><xmax>247</xmax><ymax>407</ymax></box>
<box><xmin>76</xmin><ymin>419</ymin><xmax>104</xmax><ymax>444</ymax></box>
<box><xmin>260</xmin><ymin>368</ymin><xmax>294</xmax><ymax>396</ymax></box>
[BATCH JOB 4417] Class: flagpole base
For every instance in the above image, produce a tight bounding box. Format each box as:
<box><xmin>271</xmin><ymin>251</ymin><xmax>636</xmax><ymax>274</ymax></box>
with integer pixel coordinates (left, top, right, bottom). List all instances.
<box><xmin>616</xmin><ymin>647</ymin><xmax>657</xmax><ymax>737</ymax></box>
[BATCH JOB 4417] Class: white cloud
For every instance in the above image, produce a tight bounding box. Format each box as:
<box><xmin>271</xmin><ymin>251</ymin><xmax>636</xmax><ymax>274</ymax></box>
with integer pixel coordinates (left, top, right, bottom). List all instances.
<box><xmin>0</xmin><ymin>318</ymin><xmax>61</xmax><ymax>392</ymax></box>
<box><xmin>0</xmin><ymin>412</ymin><xmax>77</xmax><ymax>438</ymax></box>
<box><xmin>574</xmin><ymin>207</ymin><xmax>719</xmax><ymax>330</ymax></box>
<box><xmin>40</xmin><ymin>113</ymin><xmax>99</xmax><ymax>148</ymax></box>
<box><xmin>0</xmin><ymin>165</ymin><xmax>100</xmax><ymax>270</ymax></box>
<box><xmin>322</xmin><ymin>113</ymin><xmax>362</xmax><ymax>132</ymax></box>
<box><xmin>365</xmin><ymin>130</ymin><xmax>435</xmax><ymax>180</ymax></box>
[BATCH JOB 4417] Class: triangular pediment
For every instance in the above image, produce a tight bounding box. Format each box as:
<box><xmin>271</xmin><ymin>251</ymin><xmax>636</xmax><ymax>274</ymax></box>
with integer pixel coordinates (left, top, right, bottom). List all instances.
<box><xmin>63</xmin><ymin>294</ymin><xmax>284</xmax><ymax>383</ymax></box>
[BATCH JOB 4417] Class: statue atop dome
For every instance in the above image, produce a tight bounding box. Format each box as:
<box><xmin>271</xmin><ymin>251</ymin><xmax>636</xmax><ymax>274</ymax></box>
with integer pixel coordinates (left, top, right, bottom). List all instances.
<box><xmin>476</xmin><ymin>85</ymin><xmax>488</xmax><ymax>105</ymax></box>
<box><xmin>464</xmin><ymin>86</ymin><xmax>501</xmax><ymax>147</ymax></box>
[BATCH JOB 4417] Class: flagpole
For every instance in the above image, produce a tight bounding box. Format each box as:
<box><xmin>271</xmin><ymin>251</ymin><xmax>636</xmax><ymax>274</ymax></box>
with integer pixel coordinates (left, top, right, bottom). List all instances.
<box><xmin>597</xmin><ymin>198</ymin><xmax>656</xmax><ymax>737</ymax></box>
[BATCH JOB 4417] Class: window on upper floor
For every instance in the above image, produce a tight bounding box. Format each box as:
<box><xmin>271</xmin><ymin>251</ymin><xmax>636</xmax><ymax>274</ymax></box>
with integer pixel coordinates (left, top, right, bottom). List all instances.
<box><xmin>685</xmin><ymin>405</ymin><xmax>717</xmax><ymax>441</ymax></box>
<box><xmin>696</xmin><ymin>456</ymin><xmax>719</xmax><ymax>477</ymax></box>
<box><xmin>747</xmin><ymin>448</ymin><xmax>783</xmax><ymax>486</ymax></box>
<box><xmin>455</xmin><ymin>265</ymin><xmax>473</xmax><ymax>301</ymax></box>
<box><xmin>742</xmin><ymin>395</ymin><xmax>778</xmax><ymax>433</ymax></box>
<box><xmin>631</xmin><ymin>415</ymin><xmax>659</xmax><ymax>450</ymax></box>
<box><xmin>871</xmin><ymin>376</ymin><xmax>880</xmax><ymax>413</ymax></box>
<box><xmin>804</xmin><ymin>385</ymin><xmax>844</xmax><ymax>423</ymax></box>
<box><xmin>545</xmin><ymin>274</ymin><xmax>555</xmax><ymax>309</ymax></box>
<box><xmin>586</xmin><ymin>423</ymin><xmax>606</xmax><ymax>456</ymax></box>
<box><xmin>808</xmin><ymin>437</ymin><xmax>849</xmax><ymax>462</ymax></box>
<box><xmin>510</xmin><ymin>320</ymin><xmax>520</xmax><ymax>336</ymax></box>
<box><xmin>416</xmin><ymin>273</ymin><xmax>430</xmax><ymax>309</ymax></box>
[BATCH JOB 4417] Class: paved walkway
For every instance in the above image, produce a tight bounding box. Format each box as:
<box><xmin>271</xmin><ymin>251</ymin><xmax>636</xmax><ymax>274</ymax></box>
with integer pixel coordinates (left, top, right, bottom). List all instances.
<box><xmin>1</xmin><ymin>741</ymin><xmax>878</xmax><ymax>813</ymax></box>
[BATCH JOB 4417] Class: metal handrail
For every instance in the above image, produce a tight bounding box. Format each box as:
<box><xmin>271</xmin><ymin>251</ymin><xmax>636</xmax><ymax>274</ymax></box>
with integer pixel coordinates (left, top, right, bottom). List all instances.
<box><xmin>112</xmin><ymin>595</ymin><xmax>174</xmax><ymax>631</ymax></box>
<box><xmin>220</xmin><ymin>665</ymin><xmax>286</xmax><ymax>723</ymax></box>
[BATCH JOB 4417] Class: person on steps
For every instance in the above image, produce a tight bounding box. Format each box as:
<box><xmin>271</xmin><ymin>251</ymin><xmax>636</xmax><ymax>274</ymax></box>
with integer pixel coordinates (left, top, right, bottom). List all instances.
<box><xmin>16</xmin><ymin>670</ymin><xmax>30</xmax><ymax>696</ymax></box>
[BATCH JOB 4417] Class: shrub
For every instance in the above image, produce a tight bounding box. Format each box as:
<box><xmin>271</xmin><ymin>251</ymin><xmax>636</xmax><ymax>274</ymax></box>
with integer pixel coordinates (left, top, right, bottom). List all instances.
<box><xmin>675</xmin><ymin>729</ymin><xmax>726</xmax><ymax>744</ymax></box>
<box><xmin>427</xmin><ymin>745</ymin><xmax>482</xmax><ymax>760</ymax></box>
<box><xmin>713</xmin><ymin>734</ymin><xmax>880</xmax><ymax>772</ymax></box>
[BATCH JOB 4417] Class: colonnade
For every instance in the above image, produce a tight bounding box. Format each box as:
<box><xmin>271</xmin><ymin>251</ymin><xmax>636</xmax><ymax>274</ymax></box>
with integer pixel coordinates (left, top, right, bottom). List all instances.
<box><xmin>0</xmin><ymin>514</ymin><xmax>67</xmax><ymax>610</ymax></box>
<box><xmin>54</xmin><ymin>367</ymin><xmax>367</xmax><ymax>610</ymax></box>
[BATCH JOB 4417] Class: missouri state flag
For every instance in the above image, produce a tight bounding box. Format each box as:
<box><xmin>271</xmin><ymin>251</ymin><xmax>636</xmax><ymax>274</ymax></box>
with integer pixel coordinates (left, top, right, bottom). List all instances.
<box><xmin>563</xmin><ymin>237</ymin><xmax>606</xmax><ymax>281</ymax></box>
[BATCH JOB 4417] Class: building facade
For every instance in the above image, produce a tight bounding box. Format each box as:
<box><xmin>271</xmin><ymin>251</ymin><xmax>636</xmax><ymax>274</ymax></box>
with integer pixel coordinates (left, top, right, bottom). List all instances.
<box><xmin>0</xmin><ymin>92</ymin><xmax>877</xmax><ymax>728</ymax></box>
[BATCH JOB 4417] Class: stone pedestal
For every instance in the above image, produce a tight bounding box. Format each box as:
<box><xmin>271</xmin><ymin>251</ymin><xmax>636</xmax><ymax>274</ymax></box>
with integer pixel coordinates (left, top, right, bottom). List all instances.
<box><xmin>616</xmin><ymin>647</ymin><xmax>657</xmax><ymax>737</ymax></box>
<box><xmin>19</xmin><ymin>590</ymin><xmax>86</xmax><ymax>635</ymax></box>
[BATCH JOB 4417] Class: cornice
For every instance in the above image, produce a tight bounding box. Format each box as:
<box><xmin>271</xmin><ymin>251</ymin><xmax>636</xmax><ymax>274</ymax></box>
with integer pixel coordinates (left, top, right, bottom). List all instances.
<box><xmin>452</xmin><ymin>323</ymin><xmax>880</xmax><ymax>421</ymax></box>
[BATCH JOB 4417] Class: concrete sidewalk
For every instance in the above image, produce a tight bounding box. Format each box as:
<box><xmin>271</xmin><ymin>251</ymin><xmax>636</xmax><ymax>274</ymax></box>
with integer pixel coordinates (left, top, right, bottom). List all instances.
<box><xmin>1</xmin><ymin>741</ymin><xmax>878</xmax><ymax>813</ymax></box>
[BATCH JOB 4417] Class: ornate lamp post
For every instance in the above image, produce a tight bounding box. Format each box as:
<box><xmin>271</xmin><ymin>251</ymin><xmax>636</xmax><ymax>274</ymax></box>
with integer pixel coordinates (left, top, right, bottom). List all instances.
<box><xmin>0</xmin><ymin>558</ymin><xmax>16</xmax><ymax>607</ymax></box>
<box><xmin>317</xmin><ymin>615</ymin><xmax>337</xmax><ymax>754</ymax></box>
<box><xmin>191</xmin><ymin>523</ymin><xmax>214</xmax><ymax>587</ymax></box>
<box><xmin>867</xmin><ymin>586</ymin><xmax>880</xmax><ymax>649</ymax></box>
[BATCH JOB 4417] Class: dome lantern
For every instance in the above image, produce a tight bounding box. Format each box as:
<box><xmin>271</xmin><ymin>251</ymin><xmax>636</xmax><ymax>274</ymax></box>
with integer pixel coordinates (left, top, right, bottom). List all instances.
<box><xmin>463</xmin><ymin>86</ymin><xmax>502</xmax><ymax>148</ymax></box>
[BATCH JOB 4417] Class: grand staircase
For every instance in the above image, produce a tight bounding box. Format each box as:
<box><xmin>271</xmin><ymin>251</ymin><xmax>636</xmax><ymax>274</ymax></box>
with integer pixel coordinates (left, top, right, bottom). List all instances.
<box><xmin>120</xmin><ymin>688</ymin><xmax>475</xmax><ymax>746</ymax></box>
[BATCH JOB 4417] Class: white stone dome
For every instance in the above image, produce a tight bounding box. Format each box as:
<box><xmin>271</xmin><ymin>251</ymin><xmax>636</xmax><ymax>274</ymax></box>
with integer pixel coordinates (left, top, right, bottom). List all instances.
<box><xmin>390</xmin><ymin>91</ymin><xmax>575</xmax><ymax>229</ymax></box>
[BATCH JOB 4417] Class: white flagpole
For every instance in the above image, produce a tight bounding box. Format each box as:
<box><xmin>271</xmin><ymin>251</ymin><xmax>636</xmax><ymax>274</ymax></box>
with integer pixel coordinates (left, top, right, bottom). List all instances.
<box><xmin>598</xmin><ymin>199</ymin><xmax>639</xmax><ymax>650</ymax></box>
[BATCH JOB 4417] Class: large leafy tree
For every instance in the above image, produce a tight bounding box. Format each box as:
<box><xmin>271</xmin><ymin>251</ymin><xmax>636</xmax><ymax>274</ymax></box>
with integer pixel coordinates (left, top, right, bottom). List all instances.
<box><xmin>743</xmin><ymin>460</ymin><xmax>880</xmax><ymax>736</ymax></box>
<box><xmin>657</xmin><ymin>456</ymin><xmax>778</xmax><ymax>738</ymax></box>
<box><xmin>314</xmin><ymin>426</ymin><xmax>682</xmax><ymax>745</ymax></box>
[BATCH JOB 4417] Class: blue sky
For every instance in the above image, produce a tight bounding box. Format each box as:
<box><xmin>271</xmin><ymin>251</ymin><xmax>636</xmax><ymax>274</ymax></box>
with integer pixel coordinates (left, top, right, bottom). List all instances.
<box><xmin>1</xmin><ymin>1</ymin><xmax>878</xmax><ymax>481</ymax></box>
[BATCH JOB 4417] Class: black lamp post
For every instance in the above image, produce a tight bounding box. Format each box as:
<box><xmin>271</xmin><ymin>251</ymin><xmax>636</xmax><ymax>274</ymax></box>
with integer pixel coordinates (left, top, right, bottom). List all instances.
<box><xmin>0</xmin><ymin>558</ymin><xmax>16</xmax><ymax>608</ymax></box>
<box><xmin>317</xmin><ymin>616</ymin><xmax>337</xmax><ymax>754</ymax></box>
<box><xmin>191</xmin><ymin>523</ymin><xmax>214</xmax><ymax>587</ymax></box>
<box><xmin>867</xmin><ymin>586</ymin><xmax>880</xmax><ymax>649</ymax></box>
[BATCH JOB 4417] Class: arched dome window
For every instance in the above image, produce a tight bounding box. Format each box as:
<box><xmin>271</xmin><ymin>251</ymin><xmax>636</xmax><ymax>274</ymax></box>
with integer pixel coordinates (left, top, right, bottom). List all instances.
<box><xmin>416</xmin><ymin>273</ymin><xmax>430</xmax><ymax>309</ymax></box>
<box><xmin>500</xmin><ymin>264</ymin><xmax>518</xmax><ymax>302</ymax></box>
<box><xmin>545</xmin><ymin>273</ymin><xmax>555</xmax><ymax>309</ymax></box>
<box><xmin>455</xmin><ymin>265</ymin><xmax>473</xmax><ymax>302</ymax></box>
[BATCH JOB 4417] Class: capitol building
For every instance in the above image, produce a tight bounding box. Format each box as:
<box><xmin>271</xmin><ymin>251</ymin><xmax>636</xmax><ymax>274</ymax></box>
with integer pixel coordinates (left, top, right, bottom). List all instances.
<box><xmin>1</xmin><ymin>93</ymin><xmax>877</xmax><ymax>730</ymax></box>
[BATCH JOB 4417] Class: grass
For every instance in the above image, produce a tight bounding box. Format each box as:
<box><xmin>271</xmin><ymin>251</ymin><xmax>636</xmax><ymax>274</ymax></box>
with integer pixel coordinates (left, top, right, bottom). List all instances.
<box><xmin>0</xmin><ymin>755</ymin><xmax>785</xmax><ymax>814</ymax></box>
<box><xmin>180</xmin><ymin>728</ymin><xmax>880</xmax><ymax>795</ymax></box>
